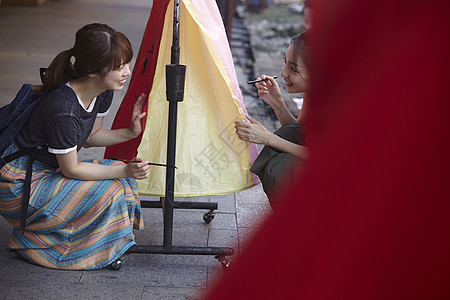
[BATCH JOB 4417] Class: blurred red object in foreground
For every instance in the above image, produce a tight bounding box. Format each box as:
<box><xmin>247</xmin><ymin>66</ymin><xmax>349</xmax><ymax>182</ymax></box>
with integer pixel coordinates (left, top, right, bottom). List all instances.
<box><xmin>204</xmin><ymin>0</ymin><xmax>450</xmax><ymax>299</ymax></box>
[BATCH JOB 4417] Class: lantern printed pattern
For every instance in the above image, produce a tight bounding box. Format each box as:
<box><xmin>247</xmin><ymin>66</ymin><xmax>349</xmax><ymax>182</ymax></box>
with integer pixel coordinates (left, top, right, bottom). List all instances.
<box><xmin>105</xmin><ymin>0</ymin><xmax>259</xmax><ymax>197</ymax></box>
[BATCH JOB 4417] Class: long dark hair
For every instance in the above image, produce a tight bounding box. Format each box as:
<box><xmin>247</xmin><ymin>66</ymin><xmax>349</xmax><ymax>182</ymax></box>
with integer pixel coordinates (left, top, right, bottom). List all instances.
<box><xmin>33</xmin><ymin>23</ymin><xmax>133</xmax><ymax>94</ymax></box>
<box><xmin>291</xmin><ymin>31</ymin><xmax>310</xmax><ymax>69</ymax></box>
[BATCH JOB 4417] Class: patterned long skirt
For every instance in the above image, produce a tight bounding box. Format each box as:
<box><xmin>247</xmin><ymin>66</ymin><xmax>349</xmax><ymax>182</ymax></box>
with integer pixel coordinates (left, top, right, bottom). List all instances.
<box><xmin>0</xmin><ymin>143</ymin><xmax>144</xmax><ymax>270</ymax></box>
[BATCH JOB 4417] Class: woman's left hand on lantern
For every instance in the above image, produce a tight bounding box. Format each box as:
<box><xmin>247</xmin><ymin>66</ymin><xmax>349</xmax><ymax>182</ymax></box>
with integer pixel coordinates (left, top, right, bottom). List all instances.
<box><xmin>235</xmin><ymin>115</ymin><xmax>272</xmax><ymax>145</ymax></box>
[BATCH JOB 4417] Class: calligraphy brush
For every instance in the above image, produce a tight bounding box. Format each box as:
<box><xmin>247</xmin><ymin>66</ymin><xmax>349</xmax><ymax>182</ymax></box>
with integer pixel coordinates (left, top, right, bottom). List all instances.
<box><xmin>111</xmin><ymin>159</ymin><xmax>177</xmax><ymax>169</ymax></box>
<box><xmin>247</xmin><ymin>75</ymin><xmax>277</xmax><ymax>84</ymax></box>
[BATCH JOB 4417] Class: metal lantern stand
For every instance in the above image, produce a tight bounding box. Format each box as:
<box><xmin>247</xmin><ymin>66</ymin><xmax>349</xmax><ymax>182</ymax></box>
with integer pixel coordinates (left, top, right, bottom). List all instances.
<box><xmin>118</xmin><ymin>0</ymin><xmax>234</xmax><ymax>270</ymax></box>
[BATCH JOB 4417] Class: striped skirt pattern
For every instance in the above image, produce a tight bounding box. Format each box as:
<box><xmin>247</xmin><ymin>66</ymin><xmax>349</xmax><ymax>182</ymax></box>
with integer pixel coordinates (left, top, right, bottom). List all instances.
<box><xmin>0</xmin><ymin>143</ymin><xmax>144</xmax><ymax>270</ymax></box>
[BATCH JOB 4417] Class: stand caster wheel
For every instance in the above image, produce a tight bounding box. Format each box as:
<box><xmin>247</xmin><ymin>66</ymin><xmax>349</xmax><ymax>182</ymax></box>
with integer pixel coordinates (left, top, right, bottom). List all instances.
<box><xmin>203</xmin><ymin>211</ymin><xmax>215</xmax><ymax>223</ymax></box>
<box><xmin>110</xmin><ymin>259</ymin><xmax>122</xmax><ymax>270</ymax></box>
<box><xmin>217</xmin><ymin>256</ymin><xmax>231</xmax><ymax>270</ymax></box>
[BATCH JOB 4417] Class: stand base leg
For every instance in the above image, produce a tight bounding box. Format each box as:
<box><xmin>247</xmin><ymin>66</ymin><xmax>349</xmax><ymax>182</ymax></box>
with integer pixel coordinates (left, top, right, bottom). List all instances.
<box><xmin>127</xmin><ymin>245</ymin><xmax>234</xmax><ymax>257</ymax></box>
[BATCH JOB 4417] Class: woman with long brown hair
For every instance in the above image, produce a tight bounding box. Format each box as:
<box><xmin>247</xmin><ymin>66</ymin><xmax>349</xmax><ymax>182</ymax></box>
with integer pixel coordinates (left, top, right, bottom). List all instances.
<box><xmin>0</xmin><ymin>23</ymin><xmax>150</xmax><ymax>270</ymax></box>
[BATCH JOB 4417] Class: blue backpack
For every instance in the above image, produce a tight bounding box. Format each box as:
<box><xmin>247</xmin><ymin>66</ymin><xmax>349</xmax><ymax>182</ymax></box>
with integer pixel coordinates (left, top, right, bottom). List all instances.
<box><xmin>0</xmin><ymin>83</ymin><xmax>77</xmax><ymax>166</ymax></box>
<box><xmin>0</xmin><ymin>79</ymin><xmax>77</xmax><ymax>232</ymax></box>
<box><xmin>0</xmin><ymin>84</ymin><xmax>42</xmax><ymax>166</ymax></box>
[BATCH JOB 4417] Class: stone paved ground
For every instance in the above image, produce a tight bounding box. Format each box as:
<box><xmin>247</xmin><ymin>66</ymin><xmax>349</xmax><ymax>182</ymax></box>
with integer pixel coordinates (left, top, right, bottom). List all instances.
<box><xmin>0</xmin><ymin>1</ymin><xmax>302</xmax><ymax>299</ymax></box>
<box><xmin>241</xmin><ymin>3</ymin><xmax>304</xmax><ymax>120</ymax></box>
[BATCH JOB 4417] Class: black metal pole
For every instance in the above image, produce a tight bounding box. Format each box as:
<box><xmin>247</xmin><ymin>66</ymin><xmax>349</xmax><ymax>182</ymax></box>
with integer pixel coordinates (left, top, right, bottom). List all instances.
<box><xmin>163</xmin><ymin>0</ymin><xmax>184</xmax><ymax>249</ymax></box>
<box><xmin>171</xmin><ymin>0</ymin><xmax>181</xmax><ymax>65</ymax></box>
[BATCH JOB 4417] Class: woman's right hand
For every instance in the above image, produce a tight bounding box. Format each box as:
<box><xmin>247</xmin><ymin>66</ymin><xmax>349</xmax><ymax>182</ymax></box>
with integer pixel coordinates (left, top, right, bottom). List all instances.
<box><xmin>125</xmin><ymin>158</ymin><xmax>150</xmax><ymax>180</ymax></box>
<box><xmin>255</xmin><ymin>75</ymin><xmax>283</xmax><ymax>108</ymax></box>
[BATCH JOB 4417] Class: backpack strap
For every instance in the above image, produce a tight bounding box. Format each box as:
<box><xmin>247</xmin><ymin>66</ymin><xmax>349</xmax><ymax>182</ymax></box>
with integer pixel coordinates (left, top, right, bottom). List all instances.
<box><xmin>1</xmin><ymin>147</ymin><xmax>34</xmax><ymax>167</ymax></box>
<box><xmin>0</xmin><ymin>146</ymin><xmax>39</xmax><ymax>232</ymax></box>
<box><xmin>20</xmin><ymin>148</ymin><xmax>39</xmax><ymax>233</ymax></box>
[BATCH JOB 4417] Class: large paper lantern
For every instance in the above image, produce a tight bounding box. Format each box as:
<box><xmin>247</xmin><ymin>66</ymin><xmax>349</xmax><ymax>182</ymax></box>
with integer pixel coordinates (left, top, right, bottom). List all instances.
<box><xmin>105</xmin><ymin>0</ymin><xmax>259</xmax><ymax>196</ymax></box>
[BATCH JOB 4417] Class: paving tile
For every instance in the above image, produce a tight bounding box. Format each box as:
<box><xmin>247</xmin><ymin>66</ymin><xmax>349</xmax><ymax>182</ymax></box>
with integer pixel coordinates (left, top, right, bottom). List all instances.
<box><xmin>133</xmin><ymin>224</ymin><xmax>163</xmax><ymax>245</ymax></box>
<box><xmin>3</xmin><ymin>283</ymin><xmax>144</xmax><ymax>300</ymax></box>
<box><xmin>0</xmin><ymin>217</ymin><xmax>12</xmax><ymax>248</ymax></box>
<box><xmin>210</xmin><ymin>194</ymin><xmax>236</xmax><ymax>213</ymax></box>
<box><xmin>236</xmin><ymin>202</ymin><xmax>272</xmax><ymax>228</ymax></box>
<box><xmin>142</xmin><ymin>208</ymin><xmax>210</xmax><ymax>226</ymax></box>
<box><xmin>140</xmin><ymin>207</ymin><xmax>165</xmax><ymax>226</ymax></box>
<box><xmin>81</xmin><ymin>264</ymin><xmax>207</xmax><ymax>288</ymax></box>
<box><xmin>171</xmin><ymin>226</ymin><xmax>209</xmax><ymax>247</ymax></box>
<box><xmin>139</xmin><ymin>209</ymin><xmax>238</xmax><ymax>231</ymax></box>
<box><xmin>206</xmin><ymin>212</ymin><xmax>237</xmax><ymax>230</ymax></box>
<box><xmin>0</xmin><ymin>256</ymin><xmax>82</xmax><ymax>286</ymax></box>
<box><xmin>235</xmin><ymin>184</ymin><xmax>270</xmax><ymax>205</ymax></box>
<box><xmin>206</xmin><ymin>264</ymin><xmax>226</xmax><ymax>289</ymax></box>
<box><xmin>207</xmin><ymin>229</ymin><xmax>239</xmax><ymax>249</ymax></box>
<box><xmin>141</xmin><ymin>286</ymin><xmax>201</xmax><ymax>300</ymax></box>
<box><xmin>237</xmin><ymin>226</ymin><xmax>263</xmax><ymax>251</ymax></box>
<box><xmin>134</xmin><ymin>224</ymin><xmax>209</xmax><ymax>247</ymax></box>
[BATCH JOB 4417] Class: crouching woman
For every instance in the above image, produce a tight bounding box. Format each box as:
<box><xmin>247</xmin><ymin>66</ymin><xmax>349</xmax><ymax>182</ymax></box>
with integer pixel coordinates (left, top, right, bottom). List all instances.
<box><xmin>0</xmin><ymin>23</ymin><xmax>150</xmax><ymax>270</ymax></box>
